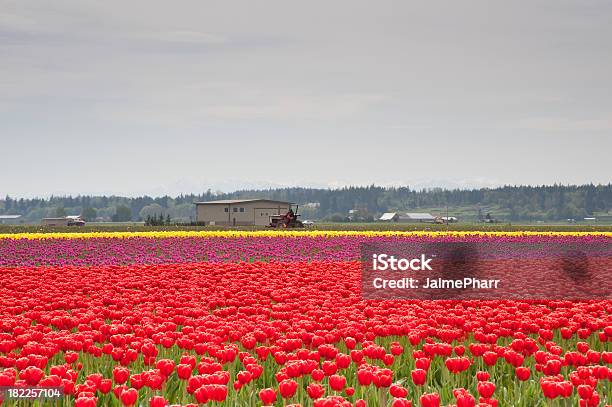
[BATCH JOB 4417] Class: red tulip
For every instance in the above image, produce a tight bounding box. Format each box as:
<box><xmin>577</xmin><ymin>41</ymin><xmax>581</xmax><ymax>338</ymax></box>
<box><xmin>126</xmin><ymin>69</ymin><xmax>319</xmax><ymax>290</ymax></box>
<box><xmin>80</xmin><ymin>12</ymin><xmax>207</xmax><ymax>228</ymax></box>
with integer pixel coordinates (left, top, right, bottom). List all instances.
<box><xmin>145</xmin><ymin>373</ymin><xmax>164</xmax><ymax>390</ymax></box>
<box><xmin>577</xmin><ymin>385</ymin><xmax>594</xmax><ymax>400</ymax></box>
<box><xmin>120</xmin><ymin>388</ymin><xmax>138</xmax><ymax>406</ymax></box>
<box><xmin>392</xmin><ymin>398</ymin><xmax>413</xmax><ymax>407</ymax></box>
<box><xmin>454</xmin><ymin>388</ymin><xmax>475</xmax><ymax>407</ymax></box>
<box><xmin>74</xmin><ymin>397</ymin><xmax>97</xmax><ymax>407</ymax></box>
<box><xmin>150</xmin><ymin>396</ymin><xmax>168</xmax><ymax>407</ymax></box>
<box><xmin>312</xmin><ymin>369</ymin><xmax>325</xmax><ymax>382</ymax></box>
<box><xmin>390</xmin><ymin>342</ymin><xmax>404</xmax><ymax>356</ymax></box>
<box><xmin>374</xmin><ymin>371</ymin><xmax>393</xmax><ymax>388</ymax></box>
<box><xmin>307</xmin><ymin>383</ymin><xmax>325</xmax><ymax>399</ymax></box>
<box><xmin>411</xmin><ymin>368</ymin><xmax>427</xmax><ymax>386</ymax></box>
<box><xmin>322</xmin><ymin>361</ymin><xmax>337</xmax><ymax>376</ymax></box>
<box><xmin>357</xmin><ymin>369</ymin><xmax>373</xmax><ymax>386</ymax></box>
<box><xmin>177</xmin><ymin>363</ymin><xmax>193</xmax><ymax>380</ymax></box>
<box><xmin>65</xmin><ymin>352</ymin><xmax>78</xmax><ymax>364</ymax></box>
<box><xmin>482</xmin><ymin>351</ymin><xmax>498</xmax><ymax>366</ymax></box>
<box><xmin>155</xmin><ymin>359</ymin><xmax>175</xmax><ymax>377</ymax></box>
<box><xmin>236</xmin><ymin>370</ymin><xmax>252</xmax><ymax>384</ymax></box>
<box><xmin>98</xmin><ymin>379</ymin><xmax>113</xmax><ymax>394</ymax></box>
<box><xmin>476</xmin><ymin>371</ymin><xmax>490</xmax><ymax>381</ymax></box>
<box><xmin>390</xmin><ymin>384</ymin><xmax>408</xmax><ymax>398</ymax></box>
<box><xmin>420</xmin><ymin>392</ymin><xmax>440</xmax><ymax>407</ymax></box>
<box><xmin>329</xmin><ymin>374</ymin><xmax>346</xmax><ymax>391</ymax></box>
<box><xmin>113</xmin><ymin>367</ymin><xmax>130</xmax><ymax>384</ymax></box>
<box><xmin>21</xmin><ymin>366</ymin><xmax>44</xmax><ymax>385</ymax></box>
<box><xmin>515</xmin><ymin>367</ymin><xmax>530</xmax><ymax>381</ymax></box>
<box><xmin>336</xmin><ymin>353</ymin><xmax>351</xmax><ymax>369</ymax></box>
<box><xmin>477</xmin><ymin>381</ymin><xmax>496</xmax><ymax>398</ymax></box>
<box><xmin>577</xmin><ymin>342</ymin><xmax>589</xmax><ymax>353</ymax></box>
<box><xmin>259</xmin><ymin>388</ymin><xmax>276</xmax><ymax>406</ymax></box>
<box><xmin>350</xmin><ymin>350</ymin><xmax>364</xmax><ymax>364</ymax></box>
<box><xmin>279</xmin><ymin>379</ymin><xmax>298</xmax><ymax>398</ymax></box>
<box><xmin>445</xmin><ymin>357</ymin><xmax>470</xmax><ymax>373</ymax></box>
<box><xmin>129</xmin><ymin>374</ymin><xmax>145</xmax><ymax>390</ymax></box>
<box><xmin>415</xmin><ymin>358</ymin><xmax>431</xmax><ymax>371</ymax></box>
<box><xmin>113</xmin><ymin>385</ymin><xmax>127</xmax><ymax>399</ymax></box>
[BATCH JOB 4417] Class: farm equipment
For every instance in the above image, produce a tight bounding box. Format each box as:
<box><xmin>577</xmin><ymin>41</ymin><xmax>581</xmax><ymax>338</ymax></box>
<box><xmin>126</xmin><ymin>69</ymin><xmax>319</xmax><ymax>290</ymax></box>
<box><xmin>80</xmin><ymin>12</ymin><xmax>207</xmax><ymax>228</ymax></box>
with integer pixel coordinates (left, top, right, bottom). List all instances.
<box><xmin>268</xmin><ymin>205</ymin><xmax>304</xmax><ymax>228</ymax></box>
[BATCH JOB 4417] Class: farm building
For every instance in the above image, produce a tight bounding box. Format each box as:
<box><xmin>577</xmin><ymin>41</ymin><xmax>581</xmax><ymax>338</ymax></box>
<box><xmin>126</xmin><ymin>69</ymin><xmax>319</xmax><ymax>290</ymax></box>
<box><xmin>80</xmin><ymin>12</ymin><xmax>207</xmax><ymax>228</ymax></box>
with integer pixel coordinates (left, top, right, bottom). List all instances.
<box><xmin>379</xmin><ymin>212</ymin><xmax>399</xmax><ymax>221</ymax></box>
<box><xmin>195</xmin><ymin>199</ymin><xmax>293</xmax><ymax>226</ymax></box>
<box><xmin>379</xmin><ymin>212</ymin><xmax>436</xmax><ymax>223</ymax></box>
<box><xmin>41</xmin><ymin>216</ymin><xmax>85</xmax><ymax>226</ymax></box>
<box><xmin>0</xmin><ymin>214</ymin><xmax>22</xmax><ymax>224</ymax></box>
<box><xmin>42</xmin><ymin>218</ymin><xmax>69</xmax><ymax>226</ymax></box>
<box><xmin>402</xmin><ymin>213</ymin><xmax>436</xmax><ymax>222</ymax></box>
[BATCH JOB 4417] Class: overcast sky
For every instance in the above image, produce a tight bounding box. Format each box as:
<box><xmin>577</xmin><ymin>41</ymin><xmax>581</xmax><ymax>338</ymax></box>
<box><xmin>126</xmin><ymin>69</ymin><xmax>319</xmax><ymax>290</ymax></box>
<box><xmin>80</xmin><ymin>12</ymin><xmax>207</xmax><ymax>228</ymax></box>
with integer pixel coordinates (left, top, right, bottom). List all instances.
<box><xmin>1</xmin><ymin>0</ymin><xmax>611</xmax><ymax>197</ymax></box>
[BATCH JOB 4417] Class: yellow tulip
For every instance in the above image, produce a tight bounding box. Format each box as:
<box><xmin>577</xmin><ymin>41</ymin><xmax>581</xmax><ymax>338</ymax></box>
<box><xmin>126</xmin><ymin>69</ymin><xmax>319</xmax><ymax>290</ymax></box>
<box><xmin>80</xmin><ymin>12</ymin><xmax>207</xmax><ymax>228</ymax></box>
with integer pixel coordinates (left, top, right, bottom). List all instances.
<box><xmin>0</xmin><ymin>230</ymin><xmax>609</xmax><ymax>240</ymax></box>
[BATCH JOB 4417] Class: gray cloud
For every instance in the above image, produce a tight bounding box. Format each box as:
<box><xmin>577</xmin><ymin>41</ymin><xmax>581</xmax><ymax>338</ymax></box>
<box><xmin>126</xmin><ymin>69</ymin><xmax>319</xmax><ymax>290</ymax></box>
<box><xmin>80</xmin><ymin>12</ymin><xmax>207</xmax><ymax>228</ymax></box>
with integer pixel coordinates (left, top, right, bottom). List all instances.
<box><xmin>0</xmin><ymin>0</ymin><xmax>611</xmax><ymax>197</ymax></box>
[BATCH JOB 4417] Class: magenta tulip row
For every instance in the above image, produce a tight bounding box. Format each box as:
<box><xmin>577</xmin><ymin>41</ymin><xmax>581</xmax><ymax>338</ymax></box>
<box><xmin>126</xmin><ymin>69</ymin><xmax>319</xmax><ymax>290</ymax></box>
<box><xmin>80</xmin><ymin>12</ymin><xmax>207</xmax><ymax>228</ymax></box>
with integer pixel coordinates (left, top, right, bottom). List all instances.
<box><xmin>0</xmin><ymin>235</ymin><xmax>609</xmax><ymax>267</ymax></box>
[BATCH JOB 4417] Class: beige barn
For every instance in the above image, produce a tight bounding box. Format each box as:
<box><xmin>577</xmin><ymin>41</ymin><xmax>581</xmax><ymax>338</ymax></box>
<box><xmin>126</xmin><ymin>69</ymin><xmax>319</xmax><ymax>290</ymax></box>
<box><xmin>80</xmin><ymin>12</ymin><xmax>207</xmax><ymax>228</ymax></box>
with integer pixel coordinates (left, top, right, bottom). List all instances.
<box><xmin>195</xmin><ymin>199</ymin><xmax>293</xmax><ymax>226</ymax></box>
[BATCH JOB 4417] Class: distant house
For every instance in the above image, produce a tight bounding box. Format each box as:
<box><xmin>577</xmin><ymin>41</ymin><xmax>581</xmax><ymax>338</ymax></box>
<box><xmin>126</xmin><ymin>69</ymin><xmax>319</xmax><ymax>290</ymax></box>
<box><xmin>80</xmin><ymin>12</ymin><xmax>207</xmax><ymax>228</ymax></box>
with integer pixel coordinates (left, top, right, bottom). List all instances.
<box><xmin>379</xmin><ymin>212</ymin><xmax>436</xmax><ymax>223</ymax></box>
<box><xmin>379</xmin><ymin>212</ymin><xmax>399</xmax><ymax>221</ymax></box>
<box><xmin>0</xmin><ymin>214</ymin><xmax>22</xmax><ymax>224</ymax></box>
<box><xmin>401</xmin><ymin>213</ymin><xmax>436</xmax><ymax>223</ymax></box>
<box><xmin>42</xmin><ymin>218</ymin><xmax>69</xmax><ymax>226</ymax></box>
<box><xmin>41</xmin><ymin>216</ymin><xmax>85</xmax><ymax>226</ymax></box>
<box><xmin>303</xmin><ymin>202</ymin><xmax>320</xmax><ymax>208</ymax></box>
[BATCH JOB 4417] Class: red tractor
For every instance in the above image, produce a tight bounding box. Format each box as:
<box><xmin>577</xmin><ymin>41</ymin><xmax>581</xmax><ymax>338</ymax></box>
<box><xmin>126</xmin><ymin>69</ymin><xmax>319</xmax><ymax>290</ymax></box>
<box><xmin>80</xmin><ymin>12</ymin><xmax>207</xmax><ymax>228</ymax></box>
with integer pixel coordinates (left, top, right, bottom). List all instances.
<box><xmin>268</xmin><ymin>205</ymin><xmax>304</xmax><ymax>228</ymax></box>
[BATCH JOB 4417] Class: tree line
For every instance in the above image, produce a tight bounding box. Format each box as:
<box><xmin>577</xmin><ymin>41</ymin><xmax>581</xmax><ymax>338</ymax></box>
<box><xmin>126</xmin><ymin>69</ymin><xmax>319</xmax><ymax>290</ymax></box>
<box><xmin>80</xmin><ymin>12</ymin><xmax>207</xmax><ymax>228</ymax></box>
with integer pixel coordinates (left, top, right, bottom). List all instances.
<box><xmin>0</xmin><ymin>184</ymin><xmax>610</xmax><ymax>223</ymax></box>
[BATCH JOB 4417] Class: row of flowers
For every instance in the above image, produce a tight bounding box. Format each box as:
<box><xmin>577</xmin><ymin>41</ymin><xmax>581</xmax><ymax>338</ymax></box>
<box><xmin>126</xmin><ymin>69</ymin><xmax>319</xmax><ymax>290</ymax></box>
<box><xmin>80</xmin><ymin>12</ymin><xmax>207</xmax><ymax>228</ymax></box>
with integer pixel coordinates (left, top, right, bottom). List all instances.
<box><xmin>1</xmin><ymin>230</ymin><xmax>611</xmax><ymax>240</ymax></box>
<box><xmin>1</xmin><ymin>259</ymin><xmax>610</xmax><ymax>406</ymax></box>
<box><xmin>0</xmin><ymin>234</ymin><xmax>609</xmax><ymax>267</ymax></box>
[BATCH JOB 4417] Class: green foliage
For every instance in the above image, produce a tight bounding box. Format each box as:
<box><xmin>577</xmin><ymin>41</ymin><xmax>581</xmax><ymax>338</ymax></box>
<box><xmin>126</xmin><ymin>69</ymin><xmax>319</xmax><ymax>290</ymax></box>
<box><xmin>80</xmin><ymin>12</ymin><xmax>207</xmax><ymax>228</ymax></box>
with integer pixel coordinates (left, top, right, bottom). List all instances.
<box><xmin>81</xmin><ymin>207</ymin><xmax>97</xmax><ymax>222</ymax></box>
<box><xmin>0</xmin><ymin>184</ymin><xmax>610</xmax><ymax>223</ymax></box>
<box><xmin>112</xmin><ymin>205</ymin><xmax>132</xmax><ymax>222</ymax></box>
<box><xmin>55</xmin><ymin>207</ymin><xmax>66</xmax><ymax>217</ymax></box>
<box><xmin>328</xmin><ymin>213</ymin><xmax>350</xmax><ymax>222</ymax></box>
<box><xmin>139</xmin><ymin>204</ymin><xmax>164</xmax><ymax>220</ymax></box>
<box><xmin>144</xmin><ymin>213</ymin><xmax>173</xmax><ymax>226</ymax></box>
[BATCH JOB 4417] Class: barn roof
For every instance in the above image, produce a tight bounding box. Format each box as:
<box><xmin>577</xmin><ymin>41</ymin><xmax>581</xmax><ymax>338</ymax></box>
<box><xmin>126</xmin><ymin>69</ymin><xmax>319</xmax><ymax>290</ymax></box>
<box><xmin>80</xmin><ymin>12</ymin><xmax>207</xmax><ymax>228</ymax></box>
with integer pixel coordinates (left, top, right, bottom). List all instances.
<box><xmin>403</xmin><ymin>212</ymin><xmax>435</xmax><ymax>220</ymax></box>
<box><xmin>195</xmin><ymin>199</ymin><xmax>294</xmax><ymax>205</ymax></box>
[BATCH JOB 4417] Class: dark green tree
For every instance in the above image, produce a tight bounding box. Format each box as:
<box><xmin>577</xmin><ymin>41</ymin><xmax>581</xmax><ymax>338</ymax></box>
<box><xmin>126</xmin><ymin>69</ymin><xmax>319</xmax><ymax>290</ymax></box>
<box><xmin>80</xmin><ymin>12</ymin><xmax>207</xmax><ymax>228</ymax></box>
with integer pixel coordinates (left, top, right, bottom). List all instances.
<box><xmin>112</xmin><ymin>205</ymin><xmax>132</xmax><ymax>222</ymax></box>
<box><xmin>81</xmin><ymin>207</ymin><xmax>97</xmax><ymax>221</ymax></box>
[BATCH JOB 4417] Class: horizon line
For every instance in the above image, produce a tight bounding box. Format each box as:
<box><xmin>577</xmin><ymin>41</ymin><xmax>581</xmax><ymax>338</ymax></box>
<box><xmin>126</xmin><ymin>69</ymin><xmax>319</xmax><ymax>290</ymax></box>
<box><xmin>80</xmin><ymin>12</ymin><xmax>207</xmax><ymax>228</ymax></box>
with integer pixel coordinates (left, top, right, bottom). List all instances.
<box><xmin>2</xmin><ymin>182</ymin><xmax>611</xmax><ymax>201</ymax></box>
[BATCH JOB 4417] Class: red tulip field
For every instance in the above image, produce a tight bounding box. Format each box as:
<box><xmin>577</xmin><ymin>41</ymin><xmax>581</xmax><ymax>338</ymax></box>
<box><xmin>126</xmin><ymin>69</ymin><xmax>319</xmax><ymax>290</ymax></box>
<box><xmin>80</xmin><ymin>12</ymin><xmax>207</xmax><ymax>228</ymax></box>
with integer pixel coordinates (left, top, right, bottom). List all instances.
<box><xmin>0</xmin><ymin>232</ymin><xmax>610</xmax><ymax>406</ymax></box>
